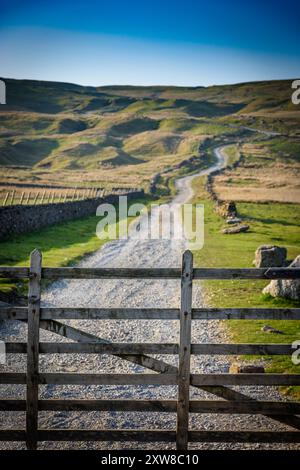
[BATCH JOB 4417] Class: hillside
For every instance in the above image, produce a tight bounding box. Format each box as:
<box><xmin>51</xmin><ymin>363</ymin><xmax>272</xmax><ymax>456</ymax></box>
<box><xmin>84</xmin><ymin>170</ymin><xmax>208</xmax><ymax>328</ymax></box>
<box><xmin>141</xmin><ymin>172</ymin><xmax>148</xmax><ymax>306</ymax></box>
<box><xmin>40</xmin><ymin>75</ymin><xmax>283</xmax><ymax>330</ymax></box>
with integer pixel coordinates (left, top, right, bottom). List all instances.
<box><xmin>0</xmin><ymin>78</ymin><xmax>299</xmax><ymax>192</ymax></box>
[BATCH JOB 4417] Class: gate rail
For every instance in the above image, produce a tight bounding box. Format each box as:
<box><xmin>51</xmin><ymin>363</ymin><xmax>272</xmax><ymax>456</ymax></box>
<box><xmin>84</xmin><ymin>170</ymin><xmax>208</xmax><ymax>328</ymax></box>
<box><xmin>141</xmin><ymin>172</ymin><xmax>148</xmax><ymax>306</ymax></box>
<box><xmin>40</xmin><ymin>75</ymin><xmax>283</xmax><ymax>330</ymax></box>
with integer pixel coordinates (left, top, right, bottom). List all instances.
<box><xmin>0</xmin><ymin>249</ymin><xmax>300</xmax><ymax>449</ymax></box>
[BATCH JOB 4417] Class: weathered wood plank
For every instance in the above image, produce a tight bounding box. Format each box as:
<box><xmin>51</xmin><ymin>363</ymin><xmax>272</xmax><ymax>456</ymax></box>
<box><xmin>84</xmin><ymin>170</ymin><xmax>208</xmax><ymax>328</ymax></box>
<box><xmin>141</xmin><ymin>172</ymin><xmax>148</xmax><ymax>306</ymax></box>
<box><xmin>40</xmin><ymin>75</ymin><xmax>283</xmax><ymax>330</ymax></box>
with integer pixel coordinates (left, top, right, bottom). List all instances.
<box><xmin>193</xmin><ymin>267</ymin><xmax>300</xmax><ymax>280</ymax></box>
<box><xmin>177</xmin><ymin>250</ymin><xmax>193</xmax><ymax>451</ymax></box>
<box><xmin>40</xmin><ymin>266</ymin><xmax>300</xmax><ymax>279</ymax></box>
<box><xmin>40</xmin><ymin>307</ymin><xmax>300</xmax><ymax>320</ymax></box>
<box><xmin>39</xmin><ymin>400</ymin><xmax>300</xmax><ymax>414</ymax></box>
<box><xmin>191</xmin><ymin>374</ymin><xmax>300</xmax><ymax>386</ymax></box>
<box><xmin>40</xmin><ymin>343</ymin><xmax>290</xmax><ymax>356</ymax></box>
<box><xmin>5</xmin><ymin>342</ymin><xmax>294</xmax><ymax>355</ymax></box>
<box><xmin>0</xmin><ymin>307</ymin><xmax>28</xmax><ymax>320</ymax></box>
<box><xmin>2</xmin><ymin>399</ymin><xmax>299</xmax><ymax>415</ymax></box>
<box><xmin>40</xmin><ymin>319</ymin><xmax>176</xmax><ymax>374</ymax></box>
<box><xmin>37</xmin><ymin>429</ymin><xmax>175</xmax><ymax>442</ymax></box>
<box><xmin>0</xmin><ymin>430</ymin><xmax>26</xmax><ymax>441</ymax></box>
<box><xmin>1</xmin><ymin>266</ymin><xmax>299</xmax><ymax>281</ymax></box>
<box><xmin>42</xmin><ymin>267</ymin><xmax>181</xmax><ymax>279</ymax></box>
<box><xmin>0</xmin><ymin>400</ymin><xmax>26</xmax><ymax>411</ymax></box>
<box><xmin>200</xmin><ymin>385</ymin><xmax>300</xmax><ymax>430</ymax></box>
<box><xmin>1</xmin><ymin>306</ymin><xmax>299</xmax><ymax>321</ymax></box>
<box><xmin>38</xmin><ymin>373</ymin><xmax>177</xmax><ymax>385</ymax></box>
<box><xmin>0</xmin><ymin>267</ymin><xmax>29</xmax><ymax>278</ymax></box>
<box><xmin>189</xmin><ymin>431</ymin><xmax>300</xmax><ymax>443</ymax></box>
<box><xmin>26</xmin><ymin>249</ymin><xmax>42</xmax><ymax>450</ymax></box>
<box><xmin>192</xmin><ymin>308</ymin><xmax>300</xmax><ymax>320</ymax></box>
<box><xmin>189</xmin><ymin>401</ymin><xmax>300</xmax><ymax>414</ymax></box>
<box><xmin>5</xmin><ymin>342</ymin><xmax>179</xmax><ymax>354</ymax></box>
<box><xmin>40</xmin><ymin>342</ymin><xmax>177</xmax><ymax>354</ymax></box>
<box><xmin>38</xmin><ymin>399</ymin><xmax>176</xmax><ymax>412</ymax></box>
<box><xmin>1</xmin><ymin>429</ymin><xmax>295</xmax><ymax>443</ymax></box>
<box><xmin>0</xmin><ymin>373</ymin><xmax>26</xmax><ymax>384</ymax></box>
<box><xmin>39</xmin><ymin>320</ymin><xmax>300</xmax><ymax>430</ymax></box>
<box><xmin>40</xmin><ymin>307</ymin><xmax>180</xmax><ymax>320</ymax></box>
<box><xmin>191</xmin><ymin>343</ymin><xmax>294</xmax><ymax>355</ymax></box>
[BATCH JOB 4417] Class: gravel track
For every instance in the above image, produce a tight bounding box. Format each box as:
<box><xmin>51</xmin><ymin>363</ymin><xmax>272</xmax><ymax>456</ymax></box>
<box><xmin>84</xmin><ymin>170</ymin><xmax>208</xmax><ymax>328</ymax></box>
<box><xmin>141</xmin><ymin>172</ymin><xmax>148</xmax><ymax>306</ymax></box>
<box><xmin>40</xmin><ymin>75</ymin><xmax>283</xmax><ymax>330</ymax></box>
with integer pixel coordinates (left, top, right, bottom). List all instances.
<box><xmin>0</xmin><ymin>146</ymin><xmax>299</xmax><ymax>450</ymax></box>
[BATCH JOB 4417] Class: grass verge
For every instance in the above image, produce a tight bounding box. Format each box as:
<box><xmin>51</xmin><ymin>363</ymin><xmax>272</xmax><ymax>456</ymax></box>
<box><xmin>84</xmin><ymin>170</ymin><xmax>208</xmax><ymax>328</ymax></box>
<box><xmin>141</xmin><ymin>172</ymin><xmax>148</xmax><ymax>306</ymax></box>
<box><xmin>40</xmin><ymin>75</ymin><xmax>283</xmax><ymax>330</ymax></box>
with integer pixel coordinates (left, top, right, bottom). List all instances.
<box><xmin>190</xmin><ymin>175</ymin><xmax>300</xmax><ymax>398</ymax></box>
<box><xmin>0</xmin><ymin>195</ymin><xmax>154</xmax><ymax>300</ymax></box>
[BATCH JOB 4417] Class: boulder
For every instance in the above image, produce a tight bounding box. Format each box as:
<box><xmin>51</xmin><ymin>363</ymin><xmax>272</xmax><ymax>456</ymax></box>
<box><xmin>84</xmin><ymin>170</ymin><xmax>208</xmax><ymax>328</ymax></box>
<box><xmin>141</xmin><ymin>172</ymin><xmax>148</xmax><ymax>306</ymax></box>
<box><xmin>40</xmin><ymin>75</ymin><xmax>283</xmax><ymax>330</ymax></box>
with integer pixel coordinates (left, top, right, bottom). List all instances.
<box><xmin>216</xmin><ymin>201</ymin><xmax>237</xmax><ymax>218</ymax></box>
<box><xmin>229</xmin><ymin>363</ymin><xmax>265</xmax><ymax>374</ymax></box>
<box><xmin>261</xmin><ymin>325</ymin><xmax>284</xmax><ymax>334</ymax></box>
<box><xmin>263</xmin><ymin>255</ymin><xmax>300</xmax><ymax>300</ymax></box>
<box><xmin>226</xmin><ymin>217</ymin><xmax>242</xmax><ymax>224</ymax></box>
<box><xmin>254</xmin><ymin>245</ymin><xmax>287</xmax><ymax>268</ymax></box>
<box><xmin>222</xmin><ymin>224</ymin><xmax>249</xmax><ymax>234</ymax></box>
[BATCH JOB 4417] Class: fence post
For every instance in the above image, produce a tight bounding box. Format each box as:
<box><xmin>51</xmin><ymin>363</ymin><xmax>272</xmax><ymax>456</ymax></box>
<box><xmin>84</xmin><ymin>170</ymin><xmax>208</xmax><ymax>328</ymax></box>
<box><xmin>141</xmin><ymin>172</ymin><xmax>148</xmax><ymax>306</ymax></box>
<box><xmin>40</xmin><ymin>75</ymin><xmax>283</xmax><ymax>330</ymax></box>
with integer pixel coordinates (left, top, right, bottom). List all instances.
<box><xmin>176</xmin><ymin>250</ymin><xmax>193</xmax><ymax>450</ymax></box>
<box><xmin>33</xmin><ymin>192</ymin><xmax>39</xmax><ymax>205</ymax></box>
<box><xmin>40</xmin><ymin>190</ymin><xmax>46</xmax><ymax>204</ymax></box>
<box><xmin>3</xmin><ymin>192</ymin><xmax>9</xmax><ymax>206</ymax></box>
<box><xmin>10</xmin><ymin>190</ymin><xmax>15</xmax><ymax>205</ymax></box>
<box><xmin>26</xmin><ymin>249</ymin><xmax>42</xmax><ymax>450</ymax></box>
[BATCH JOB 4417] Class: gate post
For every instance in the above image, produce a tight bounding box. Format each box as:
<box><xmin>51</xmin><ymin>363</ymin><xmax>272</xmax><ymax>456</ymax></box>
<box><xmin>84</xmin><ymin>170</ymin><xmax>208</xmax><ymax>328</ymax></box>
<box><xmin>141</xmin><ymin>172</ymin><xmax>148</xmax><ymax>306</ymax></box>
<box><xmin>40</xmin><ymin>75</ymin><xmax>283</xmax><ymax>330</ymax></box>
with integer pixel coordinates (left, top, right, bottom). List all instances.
<box><xmin>26</xmin><ymin>249</ymin><xmax>42</xmax><ymax>450</ymax></box>
<box><xmin>176</xmin><ymin>250</ymin><xmax>193</xmax><ymax>450</ymax></box>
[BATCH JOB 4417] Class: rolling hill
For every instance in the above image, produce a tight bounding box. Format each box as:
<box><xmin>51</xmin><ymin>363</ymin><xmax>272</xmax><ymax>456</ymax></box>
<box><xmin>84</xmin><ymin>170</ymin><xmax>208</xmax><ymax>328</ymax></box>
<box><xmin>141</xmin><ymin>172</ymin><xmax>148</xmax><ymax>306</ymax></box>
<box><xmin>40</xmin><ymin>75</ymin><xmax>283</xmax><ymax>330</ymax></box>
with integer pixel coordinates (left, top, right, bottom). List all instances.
<box><xmin>0</xmin><ymin>78</ymin><xmax>299</xmax><ymax>191</ymax></box>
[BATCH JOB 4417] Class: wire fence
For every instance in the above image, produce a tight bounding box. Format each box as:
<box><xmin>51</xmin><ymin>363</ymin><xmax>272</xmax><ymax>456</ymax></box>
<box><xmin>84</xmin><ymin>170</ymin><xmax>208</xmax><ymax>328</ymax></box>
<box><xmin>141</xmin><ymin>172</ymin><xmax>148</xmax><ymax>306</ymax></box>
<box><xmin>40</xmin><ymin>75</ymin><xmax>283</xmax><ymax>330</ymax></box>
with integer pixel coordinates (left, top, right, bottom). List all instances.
<box><xmin>1</xmin><ymin>187</ymin><xmax>142</xmax><ymax>206</ymax></box>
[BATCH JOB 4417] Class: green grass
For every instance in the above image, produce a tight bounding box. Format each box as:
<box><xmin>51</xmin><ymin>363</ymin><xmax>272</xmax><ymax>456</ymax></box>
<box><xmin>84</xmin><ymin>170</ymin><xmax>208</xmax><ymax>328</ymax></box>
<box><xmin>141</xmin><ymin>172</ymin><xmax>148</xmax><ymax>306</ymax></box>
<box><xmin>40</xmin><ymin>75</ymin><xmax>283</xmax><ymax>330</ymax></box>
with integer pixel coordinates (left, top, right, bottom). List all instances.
<box><xmin>190</xmin><ymin>175</ymin><xmax>300</xmax><ymax>398</ymax></box>
<box><xmin>258</xmin><ymin>138</ymin><xmax>300</xmax><ymax>164</ymax></box>
<box><xmin>0</xmin><ymin>195</ymin><xmax>154</xmax><ymax>299</ymax></box>
<box><xmin>1</xmin><ymin>77</ymin><xmax>299</xmax><ymax>189</ymax></box>
<box><xmin>222</xmin><ymin>144</ymin><xmax>240</xmax><ymax>166</ymax></box>
<box><xmin>189</xmin><ymin>122</ymin><xmax>241</xmax><ymax>136</ymax></box>
<box><xmin>0</xmin><ymin>214</ymin><xmax>109</xmax><ymax>298</ymax></box>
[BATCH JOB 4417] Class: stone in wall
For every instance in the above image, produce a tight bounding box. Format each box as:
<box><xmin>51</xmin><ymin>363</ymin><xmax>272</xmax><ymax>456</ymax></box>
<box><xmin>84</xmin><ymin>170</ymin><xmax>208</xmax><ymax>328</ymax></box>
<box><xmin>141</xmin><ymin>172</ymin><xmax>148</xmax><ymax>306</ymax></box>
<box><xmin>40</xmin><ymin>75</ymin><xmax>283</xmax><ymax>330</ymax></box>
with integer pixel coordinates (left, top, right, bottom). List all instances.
<box><xmin>0</xmin><ymin>191</ymin><xmax>144</xmax><ymax>240</ymax></box>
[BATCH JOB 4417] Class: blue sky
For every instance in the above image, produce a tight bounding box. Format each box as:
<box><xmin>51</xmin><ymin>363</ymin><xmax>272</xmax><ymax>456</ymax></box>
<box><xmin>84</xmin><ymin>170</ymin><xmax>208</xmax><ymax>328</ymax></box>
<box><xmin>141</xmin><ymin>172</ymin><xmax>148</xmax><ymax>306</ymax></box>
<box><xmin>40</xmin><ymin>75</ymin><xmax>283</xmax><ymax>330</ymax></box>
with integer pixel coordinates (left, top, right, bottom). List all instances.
<box><xmin>1</xmin><ymin>0</ymin><xmax>300</xmax><ymax>86</ymax></box>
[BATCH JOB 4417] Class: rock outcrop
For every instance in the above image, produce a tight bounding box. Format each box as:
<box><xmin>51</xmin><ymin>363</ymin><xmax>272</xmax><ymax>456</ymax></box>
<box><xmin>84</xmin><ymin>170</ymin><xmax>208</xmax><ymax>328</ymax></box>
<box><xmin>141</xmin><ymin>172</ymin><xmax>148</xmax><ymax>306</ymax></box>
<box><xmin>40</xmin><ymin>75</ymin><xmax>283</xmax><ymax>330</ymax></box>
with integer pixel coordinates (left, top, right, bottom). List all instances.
<box><xmin>254</xmin><ymin>245</ymin><xmax>287</xmax><ymax>268</ymax></box>
<box><xmin>229</xmin><ymin>363</ymin><xmax>265</xmax><ymax>374</ymax></box>
<box><xmin>222</xmin><ymin>224</ymin><xmax>249</xmax><ymax>234</ymax></box>
<box><xmin>261</xmin><ymin>325</ymin><xmax>284</xmax><ymax>334</ymax></box>
<box><xmin>216</xmin><ymin>201</ymin><xmax>237</xmax><ymax>218</ymax></box>
<box><xmin>226</xmin><ymin>217</ymin><xmax>242</xmax><ymax>224</ymax></box>
<box><xmin>263</xmin><ymin>255</ymin><xmax>300</xmax><ymax>300</ymax></box>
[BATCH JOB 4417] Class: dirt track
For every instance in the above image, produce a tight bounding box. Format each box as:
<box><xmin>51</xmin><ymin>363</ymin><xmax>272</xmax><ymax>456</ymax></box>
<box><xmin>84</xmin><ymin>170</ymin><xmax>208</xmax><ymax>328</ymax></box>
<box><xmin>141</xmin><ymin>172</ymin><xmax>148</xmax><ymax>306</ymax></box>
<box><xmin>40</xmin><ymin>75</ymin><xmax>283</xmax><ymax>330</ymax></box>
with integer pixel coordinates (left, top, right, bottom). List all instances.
<box><xmin>0</xmin><ymin>147</ymin><xmax>298</xmax><ymax>450</ymax></box>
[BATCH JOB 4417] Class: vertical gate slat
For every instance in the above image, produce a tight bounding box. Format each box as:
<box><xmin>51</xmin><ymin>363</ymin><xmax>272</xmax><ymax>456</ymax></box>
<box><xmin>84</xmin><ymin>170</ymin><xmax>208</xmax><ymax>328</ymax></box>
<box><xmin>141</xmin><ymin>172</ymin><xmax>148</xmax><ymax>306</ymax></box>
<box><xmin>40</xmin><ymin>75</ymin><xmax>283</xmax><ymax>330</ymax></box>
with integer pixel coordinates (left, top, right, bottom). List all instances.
<box><xmin>176</xmin><ymin>250</ymin><xmax>193</xmax><ymax>450</ymax></box>
<box><xmin>26</xmin><ymin>249</ymin><xmax>42</xmax><ymax>450</ymax></box>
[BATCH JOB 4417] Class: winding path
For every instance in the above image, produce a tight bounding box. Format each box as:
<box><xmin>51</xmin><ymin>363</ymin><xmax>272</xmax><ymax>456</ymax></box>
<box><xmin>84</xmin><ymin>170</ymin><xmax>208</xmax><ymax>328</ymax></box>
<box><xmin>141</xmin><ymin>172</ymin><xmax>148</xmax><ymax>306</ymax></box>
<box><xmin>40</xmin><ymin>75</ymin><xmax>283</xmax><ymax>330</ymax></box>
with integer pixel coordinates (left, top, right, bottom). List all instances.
<box><xmin>1</xmin><ymin>146</ymin><xmax>298</xmax><ymax>450</ymax></box>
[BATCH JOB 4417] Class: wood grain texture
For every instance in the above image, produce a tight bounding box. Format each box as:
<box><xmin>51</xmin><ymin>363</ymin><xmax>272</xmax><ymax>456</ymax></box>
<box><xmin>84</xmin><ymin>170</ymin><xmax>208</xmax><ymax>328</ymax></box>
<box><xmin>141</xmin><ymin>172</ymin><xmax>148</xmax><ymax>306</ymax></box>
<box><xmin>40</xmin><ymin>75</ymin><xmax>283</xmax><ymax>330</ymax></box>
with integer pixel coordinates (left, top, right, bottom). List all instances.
<box><xmin>0</xmin><ymin>267</ymin><xmax>29</xmax><ymax>278</ymax></box>
<box><xmin>192</xmin><ymin>308</ymin><xmax>300</xmax><ymax>320</ymax></box>
<box><xmin>26</xmin><ymin>249</ymin><xmax>42</xmax><ymax>450</ymax></box>
<box><xmin>0</xmin><ymin>429</ymin><xmax>299</xmax><ymax>443</ymax></box>
<box><xmin>1</xmin><ymin>306</ymin><xmax>300</xmax><ymax>321</ymax></box>
<box><xmin>188</xmin><ymin>431</ymin><xmax>300</xmax><ymax>443</ymax></box>
<box><xmin>40</xmin><ymin>307</ymin><xmax>180</xmax><ymax>320</ymax></box>
<box><xmin>38</xmin><ymin>373</ymin><xmax>177</xmax><ymax>385</ymax></box>
<box><xmin>39</xmin><ymin>266</ymin><xmax>300</xmax><ymax>280</ymax></box>
<box><xmin>193</xmin><ymin>267</ymin><xmax>300</xmax><ymax>280</ymax></box>
<box><xmin>176</xmin><ymin>250</ymin><xmax>193</xmax><ymax>450</ymax></box>
<box><xmin>4</xmin><ymin>342</ymin><xmax>295</xmax><ymax>355</ymax></box>
<box><xmin>37</xmin><ymin>429</ymin><xmax>175</xmax><ymax>442</ymax></box>
<box><xmin>38</xmin><ymin>320</ymin><xmax>300</xmax><ymax>431</ymax></box>
<box><xmin>191</xmin><ymin>374</ymin><xmax>300</xmax><ymax>386</ymax></box>
<box><xmin>1</xmin><ymin>399</ymin><xmax>300</xmax><ymax>414</ymax></box>
<box><xmin>42</xmin><ymin>267</ymin><xmax>181</xmax><ymax>279</ymax></box>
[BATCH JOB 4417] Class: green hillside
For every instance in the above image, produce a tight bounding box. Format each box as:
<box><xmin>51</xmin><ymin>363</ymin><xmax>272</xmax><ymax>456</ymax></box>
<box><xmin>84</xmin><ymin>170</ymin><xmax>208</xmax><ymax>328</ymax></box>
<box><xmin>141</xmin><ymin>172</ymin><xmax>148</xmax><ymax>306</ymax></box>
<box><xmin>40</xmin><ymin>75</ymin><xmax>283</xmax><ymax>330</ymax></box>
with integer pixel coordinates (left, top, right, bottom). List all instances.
<box><xmin>0</xmin><ymin>78</ymin><xmax>299</xmax><ymax>190</ymax></box>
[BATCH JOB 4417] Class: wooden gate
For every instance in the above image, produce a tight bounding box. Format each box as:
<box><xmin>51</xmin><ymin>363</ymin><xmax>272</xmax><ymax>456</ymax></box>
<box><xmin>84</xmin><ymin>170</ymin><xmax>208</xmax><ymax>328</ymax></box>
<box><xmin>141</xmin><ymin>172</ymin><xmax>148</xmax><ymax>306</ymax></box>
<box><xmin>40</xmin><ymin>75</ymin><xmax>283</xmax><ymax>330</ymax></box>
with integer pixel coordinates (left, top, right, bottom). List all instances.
<box><xmin>0</xmin><ymin>249</ymin><xmax>300</xmax><ymax>449</ymax></box>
